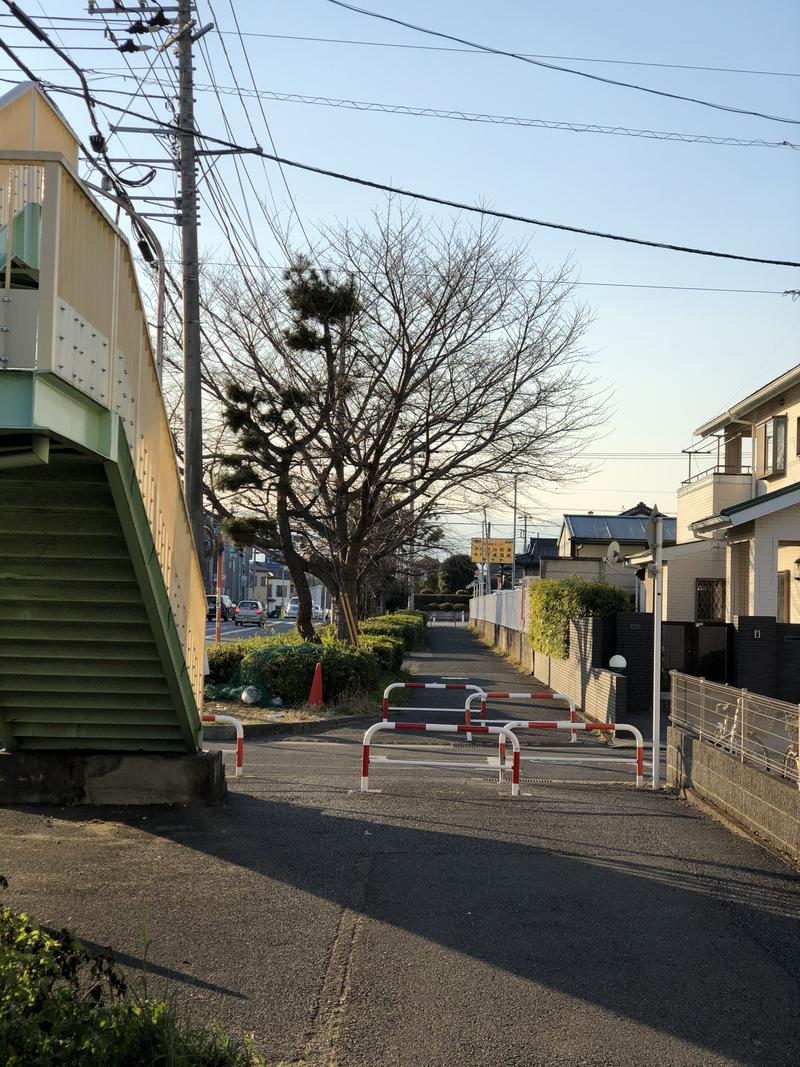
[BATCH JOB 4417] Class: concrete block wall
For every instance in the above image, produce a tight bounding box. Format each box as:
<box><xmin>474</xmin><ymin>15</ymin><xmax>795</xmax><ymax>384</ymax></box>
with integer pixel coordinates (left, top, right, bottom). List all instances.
<box><xmin>472</xmin><ymin>616</ymin><xmax>626</xmax><ymax>723</ymax></box>
<box><xmin>668</xmin><ymin>725</ymin><xmax>799</xmax><ymax>864</ymax></box>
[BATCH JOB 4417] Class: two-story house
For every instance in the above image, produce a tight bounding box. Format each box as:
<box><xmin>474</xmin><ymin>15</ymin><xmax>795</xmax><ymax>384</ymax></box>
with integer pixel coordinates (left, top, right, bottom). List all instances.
<box><xmin>686</xmin><ymin>362</ymin><xmax>800</xmax><ymax>624</ymax></box>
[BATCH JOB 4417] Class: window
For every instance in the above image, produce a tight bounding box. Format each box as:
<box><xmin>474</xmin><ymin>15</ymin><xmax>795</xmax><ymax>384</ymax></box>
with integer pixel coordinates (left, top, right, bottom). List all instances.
<box><xmin>260</xmin><ymin>576</ymin><xmax>268</xmax><ymax>587</ymax></box>
<box><xmin>274</xmin><ymin>584</ymin><xmax>284</xmax><ymax>598</ymax></box>
<box><xmin>756</xmin><ymin>416</ymin><xmax>787</xmax><ymax>478</ymax></box>
<box><xmin>696</xmin><ymin>578</ymin><xmax>725</xmax><ymax>622</ymax></box>
<box><xmin>777</xmin><ymin>570</ymin><xmax>790</xmax><ymax>623</ymax></box>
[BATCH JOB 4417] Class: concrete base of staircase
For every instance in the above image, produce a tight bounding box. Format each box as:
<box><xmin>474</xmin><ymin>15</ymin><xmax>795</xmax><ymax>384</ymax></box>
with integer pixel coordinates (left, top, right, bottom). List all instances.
<box><xmin>0</xmin><ymin>749</ymin><xmax>226</xmax><ymax>806</ymax></box>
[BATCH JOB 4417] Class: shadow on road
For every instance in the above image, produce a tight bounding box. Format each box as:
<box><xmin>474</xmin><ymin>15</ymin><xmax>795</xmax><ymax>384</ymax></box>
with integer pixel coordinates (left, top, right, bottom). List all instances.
<box><xmin>46</xmin><ymin>785</ymin><xmax>800</xmax><ymax>1066</ymax></box>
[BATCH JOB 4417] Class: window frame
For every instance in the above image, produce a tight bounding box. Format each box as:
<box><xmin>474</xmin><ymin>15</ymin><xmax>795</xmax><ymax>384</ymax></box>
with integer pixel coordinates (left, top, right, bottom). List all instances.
<box><xmin>755</xmin><ymin>415</ymin><xmax>787</xmax><ymax>478</ymax></box>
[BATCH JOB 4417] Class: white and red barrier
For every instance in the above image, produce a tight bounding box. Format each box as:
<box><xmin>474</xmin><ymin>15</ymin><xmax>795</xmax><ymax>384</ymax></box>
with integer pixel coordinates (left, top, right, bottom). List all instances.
<box><xmin>465</xmin><ymin>690</ymin><xmax>578</xmax><ymax>743</ymax></box>
<box><xmin>202</xmin><ymin>713</ymin><xmax>244</xmax><ymax>777</ymax></box>
<box><xmin>497</xmin><ymin>720</ymin><xmax>645</xmax><ymax>788</ymax></box>
<box><xmin>360</xmin><ymin>721</ymin><xmax>520</xmax><ymax>797</ymax></box>
<box><xmin>381</xmin><ymin>680</ymin><xmax>487</xmax><ymax>721</ymax></box>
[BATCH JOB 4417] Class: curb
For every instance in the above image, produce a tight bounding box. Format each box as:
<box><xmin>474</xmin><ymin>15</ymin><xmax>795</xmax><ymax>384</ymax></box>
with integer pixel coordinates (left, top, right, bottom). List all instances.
<box><xmin>202</xmin><ymin>712</ymin><xmax>373</xmax><ymax>741</ymax></box>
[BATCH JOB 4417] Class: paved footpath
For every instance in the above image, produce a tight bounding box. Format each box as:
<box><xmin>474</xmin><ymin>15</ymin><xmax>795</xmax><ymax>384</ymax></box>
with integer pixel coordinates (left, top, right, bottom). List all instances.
<box><xmin>2</xmin><ymin>627</ymin><xmax>799</xmax><ymax>1066</ymax></box>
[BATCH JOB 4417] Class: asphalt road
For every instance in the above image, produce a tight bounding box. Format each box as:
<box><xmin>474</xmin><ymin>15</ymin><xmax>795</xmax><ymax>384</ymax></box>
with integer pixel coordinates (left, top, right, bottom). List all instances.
<box><xmin>204</xmin><ymin>617</ymin><xmax>297</xmax><ymax>643</ymax></box>
<box><xmin>2</xmin><ymin>628</ymin><xmax>798</xmax><ymax>1066</ymax></box>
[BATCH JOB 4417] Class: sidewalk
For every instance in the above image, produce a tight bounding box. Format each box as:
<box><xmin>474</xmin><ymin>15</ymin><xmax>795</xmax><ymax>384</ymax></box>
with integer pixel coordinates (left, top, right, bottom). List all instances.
<box><xmin>2</xmin><ymin>625</ymin><xmax>798</xmax><ymax>1066</ymax></box>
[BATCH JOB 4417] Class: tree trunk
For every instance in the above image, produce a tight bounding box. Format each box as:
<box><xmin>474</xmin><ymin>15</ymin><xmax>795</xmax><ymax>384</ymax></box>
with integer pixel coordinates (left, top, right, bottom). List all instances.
<box><xmin>335</xmin><ymin>565</ymin><xmax>360</xmax><ymax>644</ymax></box>
<box><xmin>276</xmin><ymin>475</ymin><xmax>318</xmax><ymax>642</ymax></box>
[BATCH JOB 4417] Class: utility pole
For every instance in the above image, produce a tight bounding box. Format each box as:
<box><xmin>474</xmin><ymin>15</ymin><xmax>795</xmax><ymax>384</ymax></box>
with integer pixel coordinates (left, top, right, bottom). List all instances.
<box><xmin>511</xmin><ymin>474</ymin><xmax>518</xmax><ymax>590</ymax></box>
<box><xmin>486</xmin><ymin>519</ymin><xmax>492</xmax><ymax>596</ymax></box>
<box><xmin>646</xmin><ymin>508</ymin><xmax>664</xmax><ymax>790</ymax></box>
<box><xmin>89</xmin><ymin>3</ymin><xmax>208</xmax><ymax>561</ymax></box>
<box><xmin>177</xmin><ymin>0</ymin><xmax>204</xmax><ymax>562</ymax></box>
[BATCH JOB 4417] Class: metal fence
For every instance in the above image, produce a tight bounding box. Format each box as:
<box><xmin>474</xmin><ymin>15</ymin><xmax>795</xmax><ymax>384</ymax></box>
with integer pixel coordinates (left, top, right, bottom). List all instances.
<box><xmin>469</xmin><ymin>588</ymin><xmax>527</xmax><ymax>632</ymax></box>
<box><xmin>670</xmin><ymin>671</ymin><xmax>799</xmax><ymax>785</ymax></box>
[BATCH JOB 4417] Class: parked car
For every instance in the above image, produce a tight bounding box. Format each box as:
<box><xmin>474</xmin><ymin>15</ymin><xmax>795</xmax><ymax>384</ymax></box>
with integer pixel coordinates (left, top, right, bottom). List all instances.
<box><xmin>312</xmin><ymin>603</ymin><xmax>323</xmax><ymax>620</ymax></box>
<box><xmin>266</xmin><ymin>604</ymin><xmax>281</xmax><ymax>618</ymax></box>
<box><xmin>207</xmin><ymin>594</ymin><xmax>234</xmax><ymax>622</ymax></box>
<box><xmin>284</xmin><ymin>596</ymin><xmax>300</xmax><ymax>620</ymax></box>
<box><xmin>234</xmin><ymin>600</ymin><xmax>266</xmax><ymax>627</ymax></box>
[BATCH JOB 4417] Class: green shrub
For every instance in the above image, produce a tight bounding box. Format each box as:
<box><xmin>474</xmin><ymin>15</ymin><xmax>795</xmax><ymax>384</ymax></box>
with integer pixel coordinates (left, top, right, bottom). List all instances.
<box><xmin>360</xmin><ymin>612</ymin><xmax>424</xmax><ymax>648</ymax></box>
<box><xmin>238</xmin><ymin>641</ymin><xmax>381</xmax><ymax>705</ymax></box>
<box><xmin>206</xmin><ymin>631</ymin><xmax>303</xmax><ymax>684</ymax></box>
<box><xmin>528</xmin><ymin>576</ymin><xmax>633</xmax><ymax>660</ymax></box>
<box><xmin>0</xmin><ymin>887</ymin><xmax>264</xmax><ymax>1066</ymax></box>
<box><xmin>359</xmin><ymin>633</ymin><xmax>405</xmax><ymax>672</ymax></box>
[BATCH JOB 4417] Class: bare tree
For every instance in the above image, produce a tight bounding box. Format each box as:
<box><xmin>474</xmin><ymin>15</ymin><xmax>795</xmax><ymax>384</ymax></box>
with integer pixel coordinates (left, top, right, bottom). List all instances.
<box><xmin>203</xmin><ymin>205</ymin><xmax>601</xmax><ymax>641</ymax></box>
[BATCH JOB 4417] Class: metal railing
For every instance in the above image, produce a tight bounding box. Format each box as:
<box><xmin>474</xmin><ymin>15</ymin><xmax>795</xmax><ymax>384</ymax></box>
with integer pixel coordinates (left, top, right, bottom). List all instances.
<box><xmin>0</xmin><ymin>152</ymin><xmax>206</xmax><ymax>710</ymax></box>
<box><xmin>680</xmin><ymin>464</ymin><xmax>752</xmax><ymax>487</ymax></box>
<box><xmin>670</xmin><ymin>671</ymin><xmax>799</xmax><ymax>785</ymax></box>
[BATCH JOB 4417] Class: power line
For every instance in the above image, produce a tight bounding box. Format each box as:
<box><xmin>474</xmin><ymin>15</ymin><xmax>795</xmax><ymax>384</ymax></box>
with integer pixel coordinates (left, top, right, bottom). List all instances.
<box><xmin>178</xmin><ymin>30</ymin><xmax>800</xmax><ymax>80</ymax></box>
<box><xmin>207</xmin><ymin>86</ymin><xmax>798</xmax><ymax>150</ymax></box>
<box><xmin>6</xmin><ymin>46</ymin><xmax>799</xmax><ymax>268</ymax></box>
<box><xmin>323</xmin><ymin>0</ymin><xmax>800</xmax><ymax>126</ymax></box>
<box><xmin>4</xmin><ymin>15</ymin><xmax>798</xmax><ymax>79</ymax></box>
<box><xmin>133</xmin><ymin>257</ymin><xmax>790</xmax><ymax>295</ymax></box>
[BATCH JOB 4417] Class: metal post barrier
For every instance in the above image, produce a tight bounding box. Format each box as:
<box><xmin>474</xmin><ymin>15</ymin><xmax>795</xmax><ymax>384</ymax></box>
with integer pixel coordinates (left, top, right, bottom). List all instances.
<box><xmin>465</xmin><ymin>691</ymin><xmax>578</xmax><ymax>743</ymax></box>
<box><xmin>360</xmin><ymin>721</ymin><xmax>520</xmax><ymax>797</ymax></box>
<box><xmin>498</xmin><ymin>720</ymin><xmax>645</xmax><ymax>788</ymax></box>
<box><xmin>202</xmin><ymin>713</ymin><xmax>244</xmax><ymax>777</ymax></box>
<box><xmin>381</xmin><ymin>681</ymin><xmax>487</xmax><ymax>721</ymax></box>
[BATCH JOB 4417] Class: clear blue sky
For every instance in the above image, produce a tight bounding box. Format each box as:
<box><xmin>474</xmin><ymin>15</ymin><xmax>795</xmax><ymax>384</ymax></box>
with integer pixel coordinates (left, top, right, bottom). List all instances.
<box><xmin>2</xmin><ymin>1</ymin><xmax>798</xmax><ymax>551</ymax></box>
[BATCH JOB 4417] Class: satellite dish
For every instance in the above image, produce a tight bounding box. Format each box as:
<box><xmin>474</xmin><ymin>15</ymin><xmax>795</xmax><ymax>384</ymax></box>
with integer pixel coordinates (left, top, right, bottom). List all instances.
<box><xmin>606</xmin><ymin>539</ymin><xmax>622</xmax><ymax>564</ymax></box>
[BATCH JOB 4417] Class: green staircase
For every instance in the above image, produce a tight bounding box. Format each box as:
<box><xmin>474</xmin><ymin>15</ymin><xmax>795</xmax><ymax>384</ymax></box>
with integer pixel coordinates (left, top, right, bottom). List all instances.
<box><xmin>0</xmin><ymin>452</ymin><xmax>201</xmax><ymax>753</ymax></box>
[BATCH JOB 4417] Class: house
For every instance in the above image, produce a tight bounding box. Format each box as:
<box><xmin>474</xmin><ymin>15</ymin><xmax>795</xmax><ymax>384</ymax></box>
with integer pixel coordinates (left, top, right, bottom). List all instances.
<box><xmin>252</xmin><ymin>556</ymin><xmax>332</xmax><ymax>616</ymax></box>
<box><xmin>684</xmin><ymin>361</ymin><xmax>800</xmax><ymax>624</ymax></box>
<box><xmin>252</xmin><ymin>558</ymin><xmax>296</xmax><ymax>612</ymax></box>
<box><xmin>514</xmin><ymin>536</ymin><xmax>558</xmax><ymax>577</ymax></box>
<box><xmin>557</xmin><ymin>504</ymin><xmax>677</xmax><ymax>559</ymax></box>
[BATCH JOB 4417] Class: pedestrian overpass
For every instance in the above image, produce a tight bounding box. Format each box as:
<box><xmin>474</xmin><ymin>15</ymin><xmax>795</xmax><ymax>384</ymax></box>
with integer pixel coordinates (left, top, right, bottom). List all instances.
<box><xmin>0</xmin><ymin>83</ymin><xmax>205</xmax><ymax>756</ymax></box>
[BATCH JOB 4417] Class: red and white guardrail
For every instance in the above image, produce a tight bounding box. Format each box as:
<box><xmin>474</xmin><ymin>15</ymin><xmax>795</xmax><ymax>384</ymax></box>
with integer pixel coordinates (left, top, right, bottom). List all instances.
<box><xmin>465</xmin><ymin>690</ymin><xmax>578</xmax><ymax>743</ymax></box>
<box><xmin>361</xmin><ymin>721</ymin><xmax>521</xmax><ymax>797</ymax></box>
<box><xmin>202</xmin><ymin>713</ymin><xmax>244</xmax><ymax>777</ymax></box>
<box><xmin>381</xmin><ymin>680</ymin><xmax>487</xmax><ymax>721</ymax></box>
<box><xmin>497</xmin><ymin>720</ymin><xmax>645</xmax><ymax>787</ymax></box>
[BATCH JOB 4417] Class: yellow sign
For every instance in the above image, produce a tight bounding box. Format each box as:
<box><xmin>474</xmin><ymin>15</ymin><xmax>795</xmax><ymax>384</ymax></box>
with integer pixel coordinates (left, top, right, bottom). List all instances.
<box><xmin>470</xmin><ymin>538</ymin><xmax>514</xmax><ymax>564</ymax></box>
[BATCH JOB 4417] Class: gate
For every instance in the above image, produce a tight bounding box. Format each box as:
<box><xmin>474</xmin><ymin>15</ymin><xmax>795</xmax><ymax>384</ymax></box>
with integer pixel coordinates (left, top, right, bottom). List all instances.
<box><xmin>662</xmin><ymin>622</ymin><xmax>732</xmax><ymax>684</ymax></box>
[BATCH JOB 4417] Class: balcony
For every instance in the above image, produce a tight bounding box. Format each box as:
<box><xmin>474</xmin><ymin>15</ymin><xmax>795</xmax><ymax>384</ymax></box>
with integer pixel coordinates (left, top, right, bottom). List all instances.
<box><xmin>677</xmin><ymin>466</ymin><xmax>753</xmax><ymax>540</ymax></box>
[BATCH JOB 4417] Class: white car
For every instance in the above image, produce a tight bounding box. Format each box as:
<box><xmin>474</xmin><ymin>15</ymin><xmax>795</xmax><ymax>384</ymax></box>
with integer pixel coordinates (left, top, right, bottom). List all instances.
<box><xmin>312</xmin><ymin>604</ymin><xmax>323</xmax><ymax>620</ymax></box>
<box><xmin>284</xmin><ymin>596</ymin><xmax>300</xmax><ymax>619</ymax></box>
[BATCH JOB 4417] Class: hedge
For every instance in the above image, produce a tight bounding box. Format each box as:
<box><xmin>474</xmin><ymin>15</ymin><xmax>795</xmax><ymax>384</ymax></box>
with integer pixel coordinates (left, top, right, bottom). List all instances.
<box><xmin>238</xmin><ymin>642</ymin><xmax>381</xmax><ymax>705</ymax></box>
<box><xmin>206</xmin><ymin>610</ymin><xmax>424</xmax><ymax>703</ymax></box>
<box><xmin>0</xmin><ymin>883</ymin><xmax>264</xmax><ymax>1066</ymax></box>
<box><xmin>528</xmin><ymin>576</ymin><xmax>633</xmax><ymax>660</ymax></box>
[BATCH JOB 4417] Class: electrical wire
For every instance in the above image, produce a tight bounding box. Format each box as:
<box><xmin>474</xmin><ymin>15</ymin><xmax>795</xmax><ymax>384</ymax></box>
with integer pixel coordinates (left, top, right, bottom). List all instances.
<box><xmin>23</xmin><ymin>81</ymin><xmax>797</xmax><ymax>268</ymax></box>
<box><xmin>4</xmin><ymin>15</ymin><xmax>798</xmax><ymax>80</ymax></box>
<box><xmin>218</xmin><ymin>0</ymin><xmax>313</xmax><ymax>251</ymax></box>
<box><xmin>323</xmin><ymin>0</ymin><xmax>800</xmax><ymax>126</ymax></box>
<box><xmin>200</xmin><ymin>86</ymin><xmax>798</xmax><ymax>150</ymax></box>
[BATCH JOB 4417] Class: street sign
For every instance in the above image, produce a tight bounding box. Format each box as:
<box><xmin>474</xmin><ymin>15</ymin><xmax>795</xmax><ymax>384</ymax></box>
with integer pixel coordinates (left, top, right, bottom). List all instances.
<box><xmin>470</xmin><ymin>538</ymin><xmax>514</xmax><ymax>564</ymax></box>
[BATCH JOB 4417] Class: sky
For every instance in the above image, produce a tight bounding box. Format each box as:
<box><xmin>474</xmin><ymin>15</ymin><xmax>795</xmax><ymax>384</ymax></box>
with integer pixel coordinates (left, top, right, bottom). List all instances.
<box><xmin>2</xmin><ymin>0</ymin><xmax>798</xmax><ymax>556</ymax></box>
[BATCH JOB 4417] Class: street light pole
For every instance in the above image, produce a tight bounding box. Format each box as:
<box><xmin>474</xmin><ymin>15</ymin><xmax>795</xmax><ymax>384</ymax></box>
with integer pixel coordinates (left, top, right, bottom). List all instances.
<box><xmin>651</xmin><ymin>512</ymin><xmax>664</xmax><ymax>790</ymax></box>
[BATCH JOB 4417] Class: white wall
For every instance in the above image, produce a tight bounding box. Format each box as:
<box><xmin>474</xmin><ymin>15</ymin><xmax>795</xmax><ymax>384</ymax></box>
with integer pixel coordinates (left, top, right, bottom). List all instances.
<box><xmin>470</xmin><ymin>589</ymin><xmax>526</xmax><ymax>632</ymax></box>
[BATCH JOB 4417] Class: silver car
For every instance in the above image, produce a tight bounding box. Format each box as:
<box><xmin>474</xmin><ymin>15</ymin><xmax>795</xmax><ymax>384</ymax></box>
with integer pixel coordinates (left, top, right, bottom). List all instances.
<box><xmin>234</xmin><ymin>600</ymin><xmax>266</xmax><ymax>627</ymax></box>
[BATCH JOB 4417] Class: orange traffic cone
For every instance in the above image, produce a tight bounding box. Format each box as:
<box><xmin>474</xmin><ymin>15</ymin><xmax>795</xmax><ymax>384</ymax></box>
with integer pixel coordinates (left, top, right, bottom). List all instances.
<box><xmin>307</xmin><ymin>660</ymin><xmax>324</xmax><ymax>707</ymax></box>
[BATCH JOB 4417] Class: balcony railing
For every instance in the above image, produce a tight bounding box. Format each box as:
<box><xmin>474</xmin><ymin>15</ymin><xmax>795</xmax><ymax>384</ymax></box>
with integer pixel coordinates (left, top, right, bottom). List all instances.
<box><xmin>680</xmin><ymin>464</ymin><xmax>752</xmax><ymax>487</ymax></box>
